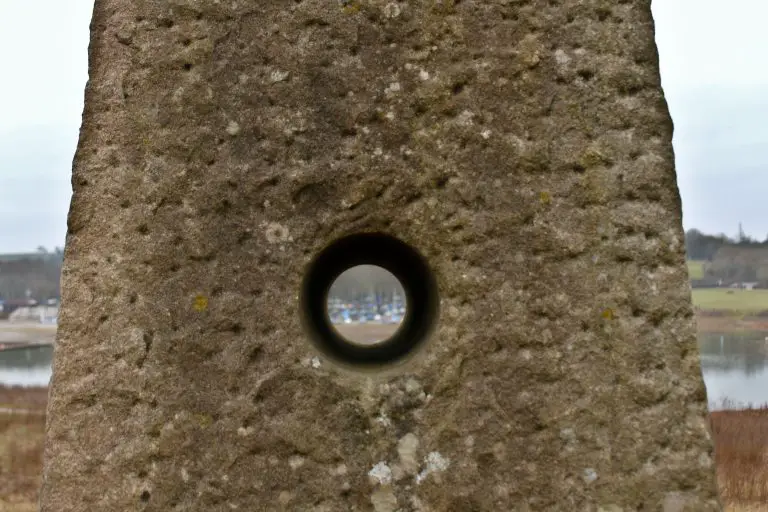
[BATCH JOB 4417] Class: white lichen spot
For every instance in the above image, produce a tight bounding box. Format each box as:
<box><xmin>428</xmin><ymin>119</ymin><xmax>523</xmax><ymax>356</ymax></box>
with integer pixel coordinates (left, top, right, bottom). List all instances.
<box><xmin>385</xmin><ymin>111</ymin><xmax>395</xmax><ymax>120</ymax></box>
<box><xmin>457</xmin><ymin>110</ymin><xmax>475</xmax><ymax>126</ymax></box>
<box><xmin>481</xmin><ymin>129</ymin><xmax>492</xmax><ymax>139</ymax></box>
<box><xmin>226</xmin><ymin>120</ymin><xmax>241</xmax><ymax>136</ymax></box>
<box><xmin>520</xmin><ymin>349</ymin><xmax>532</xmax><ymax>361</ymax></box>
<box><xmin>383</xmin><ymin>2</ymin><xmax>401</xmax><ymax>18</ymax></box>
<box><xmin>172</xmin><ymin>87</ymin><xmax>185</xmax><ymax>103</ymax></box>
<box><xmin>418</xmin><ymin>68</ymin><xmax>430</xmax><ymax>81</ymax></box>
<box><xmin>397</xmin><ymin>433</ymin><xmax>421</xmax><ymax>475</ymax></box>
<box><xmin>405</xmin><ymin>378</ymin><xmax>422</xmax><ymax>394</ymax></box>
<box><xmin>373</xmin><ymin>147</ymin><xmax>383</xmax><ymax>156</ymax></box>
<box><xmin>263</xmin><ymin>222</ymin><xmax>292</xmax><ymax>243</ymax></box>
<box><xmin>288</xmin><ymin>455</ymin><xmax>305</xmax><ymax>470</ymax></box>
<box><xmin>237</xmin><ymin>426</ymin><xmax>254</xmax><ymax>437</ymax></box>
<box><xmin>559</xmin><ymin>428</ymin><xmax>576</xmax><ymax>441</ymax></box>
<box><xmin>416</xmin><ymin>452</ymin><xmax>450</xmax><ymax>484</ymax></box>
<box><xmin>368</xmin><ymin>461</ymin><xmax>393</xmax><ymax>485</ymax></box>
<box><xmin>332</xmin><ymin>464</ymin><xmax>348</xmax><ymax>476</ymax></box>
<box><xmin>278</xmin><ymin>491</ymin><xmax>293</xmax><ymax>504</ymax></box>
<box><xmin>311</xmin><ymin>356</ymin><xmax>321</xmax><ymax>369</ymax></box>
<box><xmin>554</xmin><ymin>49</ymin><xmax>571</xmax><ymax>66</ymax></box>
<box><xmin>238</xmin><ymin>74</ymin><xmax>249</xmax><ymax>84</ymax></box>
<box><xmin>375</xmin><ymin>413</ymin><xmax>393</xmax><ymax>427</ymax></box>
<box><xmin>583</xmin><ymin>468</ymin><xmax>598</xmax><ymax>484</ymax></box>
<box><xmin>181</xmin><ymin>467</ymin><xmax>190</xmax><ymax>483</ymax></box>
<box><xmin>270</xmin><ymin>70</ymin><xmax>290</xmax><ymax>83</ymax></box>
<box><xmin>698</xmin><ymin>451</ymin><xmax>713</xmax><ymax>468</ymax></box>
<box><xmin>384</xmin><ymin>82</ymin><xmax>401</xmax><ymax>97</ymax></box>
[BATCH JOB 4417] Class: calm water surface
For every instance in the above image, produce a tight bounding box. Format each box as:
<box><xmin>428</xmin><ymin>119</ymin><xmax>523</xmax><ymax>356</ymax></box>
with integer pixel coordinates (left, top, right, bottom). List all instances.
<box><xmin>1</xmin><ymin>332</ymin><xmax>767</xmax><ymax>410</ymax></box>
<box><xmin>699</xmin><ymin>331</ymin><xmax>768</xmax><ymax>410</ymax></box>
<box><xmin>0</xmin><ymin>344</ymin><xmax>53</xmax><ymax>387</ymax></box>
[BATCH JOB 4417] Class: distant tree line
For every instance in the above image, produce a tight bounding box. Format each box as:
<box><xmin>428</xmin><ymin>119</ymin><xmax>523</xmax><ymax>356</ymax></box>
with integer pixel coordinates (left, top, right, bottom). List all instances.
<box><xmin>685</xmin><ymin>227</ymin><xmax>768</xmax><ymax>261</ymax></box>
<box><xmin>328</xmin><ymin>265</ymin><xmax>404</xmax><ymax>304</ymax></box>
<box><xmin>0</xmin><ymin>247</ymin><xmax>63</xmax><ymax>301</ymax></box>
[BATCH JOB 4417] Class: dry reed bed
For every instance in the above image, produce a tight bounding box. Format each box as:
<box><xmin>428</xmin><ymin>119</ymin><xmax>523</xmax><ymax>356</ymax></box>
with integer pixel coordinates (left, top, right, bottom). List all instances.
<box><xmin>711</xmin><ymin>405</ymin><xmax>768</xmax><ymax>506</ymax></box>
<box><xmin>0</xmin><ymin>386</ymin><xmax>48</xmax><ymax>412</ymax></box>
<box><xmin>1</xmin><ymin>386</ymin><xmax>767</xmax><ymax>509</ymax></box>
<box><xmin>0</xmin><ymin>411</ymin><xmax>45</xmax><ymax>509</ymax></box>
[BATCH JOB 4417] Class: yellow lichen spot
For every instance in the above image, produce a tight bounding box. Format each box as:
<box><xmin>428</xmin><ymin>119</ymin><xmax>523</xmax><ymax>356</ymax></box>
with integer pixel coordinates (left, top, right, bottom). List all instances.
<box><xmin>193</xmin><ymin>295</ymin><xmax>208</xmax><ymax>312</ymax></box>
<box><xmin>142</xmin><ymin>137</ymin><xmax>151</xmax><ymax>146</ymax></box>
<box><xmin>579</xmin><ymin>147</ymin><xmax>612</xmax><ymax>170</ymax></box>
<box><xmin>196</xmin><ymin>414</ymin><xmax>213</xmax><ymax>428</ymax></box>
<box><xmin>539</xmin><ymin>191</ymin><xmax>551</xmax><ymax>205</ymax></box>
<box><xmin>601</xmin><ymin>308</ymin><xmax>615</xmax><ymax>320</ymax></box>
<box><xmin>342</xmin><ymin>0</ymin><xmax>361</xmax><ymax>13</ymax></box>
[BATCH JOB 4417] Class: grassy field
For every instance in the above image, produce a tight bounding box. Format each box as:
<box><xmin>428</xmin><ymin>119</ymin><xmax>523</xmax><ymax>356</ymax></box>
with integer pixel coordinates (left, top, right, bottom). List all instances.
<box><xmin>692</xmin><ymin>288</ymin><xmax>768</xmax><ymax>313</ymax></box>
<box><xmin>687</xmin><ymin>259</ymin><xmax>707</xmax><ymax>280</ymax></box>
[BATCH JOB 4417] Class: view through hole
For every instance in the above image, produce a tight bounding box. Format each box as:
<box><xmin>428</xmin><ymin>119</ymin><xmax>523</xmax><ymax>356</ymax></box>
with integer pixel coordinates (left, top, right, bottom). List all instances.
<box><xmin>327</xmin><ymin>265</ymin><xmax>407</xmax><ymax>346</ymax></box>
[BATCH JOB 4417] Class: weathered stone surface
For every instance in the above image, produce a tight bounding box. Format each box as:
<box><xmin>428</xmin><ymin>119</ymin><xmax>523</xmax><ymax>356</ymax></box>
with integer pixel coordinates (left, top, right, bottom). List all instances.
<box><xmin>41</xmin><ymin>1</ymin><xmax>721</xmax><ymax>510</ymax></box>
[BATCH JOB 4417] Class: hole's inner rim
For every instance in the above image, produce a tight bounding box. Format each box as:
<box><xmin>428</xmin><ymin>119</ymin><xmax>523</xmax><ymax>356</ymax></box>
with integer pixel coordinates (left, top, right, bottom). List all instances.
<box><xmin>300</xmin><ymin>233</ymin><xmax>438</xmax><ymax>368</ymax></box>
<box><xmin>324</xmin><ymin>265</ymin><xmax>408</xmax><ymax>346</ymax></box>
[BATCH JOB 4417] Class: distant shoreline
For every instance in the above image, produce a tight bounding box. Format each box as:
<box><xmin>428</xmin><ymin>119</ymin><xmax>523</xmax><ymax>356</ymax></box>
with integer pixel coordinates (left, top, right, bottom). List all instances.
<box><xmin>0</xmin><ymin>321</ymin><xmax>56</xmax><ymax>345</ymax></box>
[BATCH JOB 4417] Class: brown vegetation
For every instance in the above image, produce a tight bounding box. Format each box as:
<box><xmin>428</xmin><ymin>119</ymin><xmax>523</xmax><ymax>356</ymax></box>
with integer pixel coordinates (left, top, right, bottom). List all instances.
<box><xmin>0</xmin><ymin>409</ymin><xmax>45</xmax><ymax>511</ymax></box>
<box><xmin>711</xmin><ymin>405</ymin><xmax>768</xmax><ymax>507</ymax></box>
<box><xmin>1</xmin><ymin>390</ymin><xmax>768</xmax><ymax>510</ymax></box>
<box><xmin>0</xmin><ymin>386</ymin><xmax>48</xmax><ymax>412</ymax></box>
<box><xmin>695</xmin><ymin>313</ymin><xmax>768</xmax><ymax>333</ymax></box>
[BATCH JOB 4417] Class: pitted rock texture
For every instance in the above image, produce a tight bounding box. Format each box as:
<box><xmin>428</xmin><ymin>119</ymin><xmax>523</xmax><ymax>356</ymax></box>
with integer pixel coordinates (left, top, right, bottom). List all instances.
<box><xmin>41</xmin><ymin>1</ymin><xmax>721</xmax><ymax>511</ymax></box>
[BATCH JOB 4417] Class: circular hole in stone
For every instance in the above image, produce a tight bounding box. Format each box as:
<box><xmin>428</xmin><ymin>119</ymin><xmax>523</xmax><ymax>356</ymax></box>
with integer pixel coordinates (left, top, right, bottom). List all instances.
<box><xmin>300</xmin><ymin>233</ymin><xmax>439</xmax><ymax>369</ymax></box>
<box><xmin>326</xmin><ymin>265</ymin><xmax>407</xmax><ymax>346</ymax></box>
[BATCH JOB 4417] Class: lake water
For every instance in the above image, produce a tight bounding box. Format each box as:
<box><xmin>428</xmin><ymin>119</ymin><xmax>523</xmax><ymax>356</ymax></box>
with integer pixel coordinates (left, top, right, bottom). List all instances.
<box><xmin>2</xmin><ymin>332</ymin><xmax>768</xmax><ymax>410</ymax></box>
<box><xmin>698</xmin><ymin>331</ymin><xmax>768</xmax><ymax>410</ymax></box>
<box><xmin>0</xmin><ymin>344</ymin><xmax>53</xmax><ymax>387</ymax></box>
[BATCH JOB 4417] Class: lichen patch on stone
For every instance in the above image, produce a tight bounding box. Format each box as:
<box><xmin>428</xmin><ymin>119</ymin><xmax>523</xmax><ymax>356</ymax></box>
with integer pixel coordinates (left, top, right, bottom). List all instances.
<box><xmin>368</xmin><ymin>462</ymin><xmax>393</xmax><ymax>486</ymax></box>
<box><xmin>415</xmin><ymin>452</ymin><xmax>450</xmax><ymax>484</ymax></box>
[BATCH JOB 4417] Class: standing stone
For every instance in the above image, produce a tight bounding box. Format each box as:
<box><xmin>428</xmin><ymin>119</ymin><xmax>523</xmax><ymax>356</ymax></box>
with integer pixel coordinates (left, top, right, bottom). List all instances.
<box><xmin>41</xmin><ymin>1</ymin><xmax>721</xmax><ymax>511</ymax></box>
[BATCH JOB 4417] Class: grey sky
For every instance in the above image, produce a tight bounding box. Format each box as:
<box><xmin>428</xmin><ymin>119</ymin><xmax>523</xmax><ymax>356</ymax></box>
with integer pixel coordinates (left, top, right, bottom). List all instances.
<box><xmin>0</xmin><ymin>1</ymin><xmax>766</xmax><ymax>252</ymax></box>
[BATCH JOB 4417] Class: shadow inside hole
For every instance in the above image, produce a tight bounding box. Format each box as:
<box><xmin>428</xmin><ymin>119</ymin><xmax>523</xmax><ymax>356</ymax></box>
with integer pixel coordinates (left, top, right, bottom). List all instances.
<box><xmin>300</xmin><ymin>233</ymin><xmax>439</xmax><ymax>369</ymax></box>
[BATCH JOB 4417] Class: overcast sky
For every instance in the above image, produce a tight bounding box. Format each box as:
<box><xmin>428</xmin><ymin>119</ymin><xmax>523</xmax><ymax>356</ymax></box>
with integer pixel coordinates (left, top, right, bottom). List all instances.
<box><xmin>0</xmin><ymin>0</ymin><xmax>766</xmax><ymax>252</ymax></box>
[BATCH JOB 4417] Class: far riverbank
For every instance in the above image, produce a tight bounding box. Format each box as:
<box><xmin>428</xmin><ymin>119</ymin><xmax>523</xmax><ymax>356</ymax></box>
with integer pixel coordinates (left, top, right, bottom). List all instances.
<box><xmin>0</xmin><ymin>322</ymin><xmax>56</xmax><ymax>346</ymax></box>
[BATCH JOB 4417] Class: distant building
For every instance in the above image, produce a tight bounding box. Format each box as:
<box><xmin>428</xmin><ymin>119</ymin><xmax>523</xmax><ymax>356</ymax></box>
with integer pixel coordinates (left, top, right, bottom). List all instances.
<box><xmin>0</xmin><ymin>298</ymin><xmax>38</xmax><ymax>319</ymax></box>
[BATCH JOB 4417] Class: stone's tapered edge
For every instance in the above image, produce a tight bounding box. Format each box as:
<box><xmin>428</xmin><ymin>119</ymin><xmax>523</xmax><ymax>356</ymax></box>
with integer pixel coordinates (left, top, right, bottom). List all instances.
<box><xmin>40</xmin><ymin>1</ymin><xmax>721</xmax><ymax>511</ymax></box>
